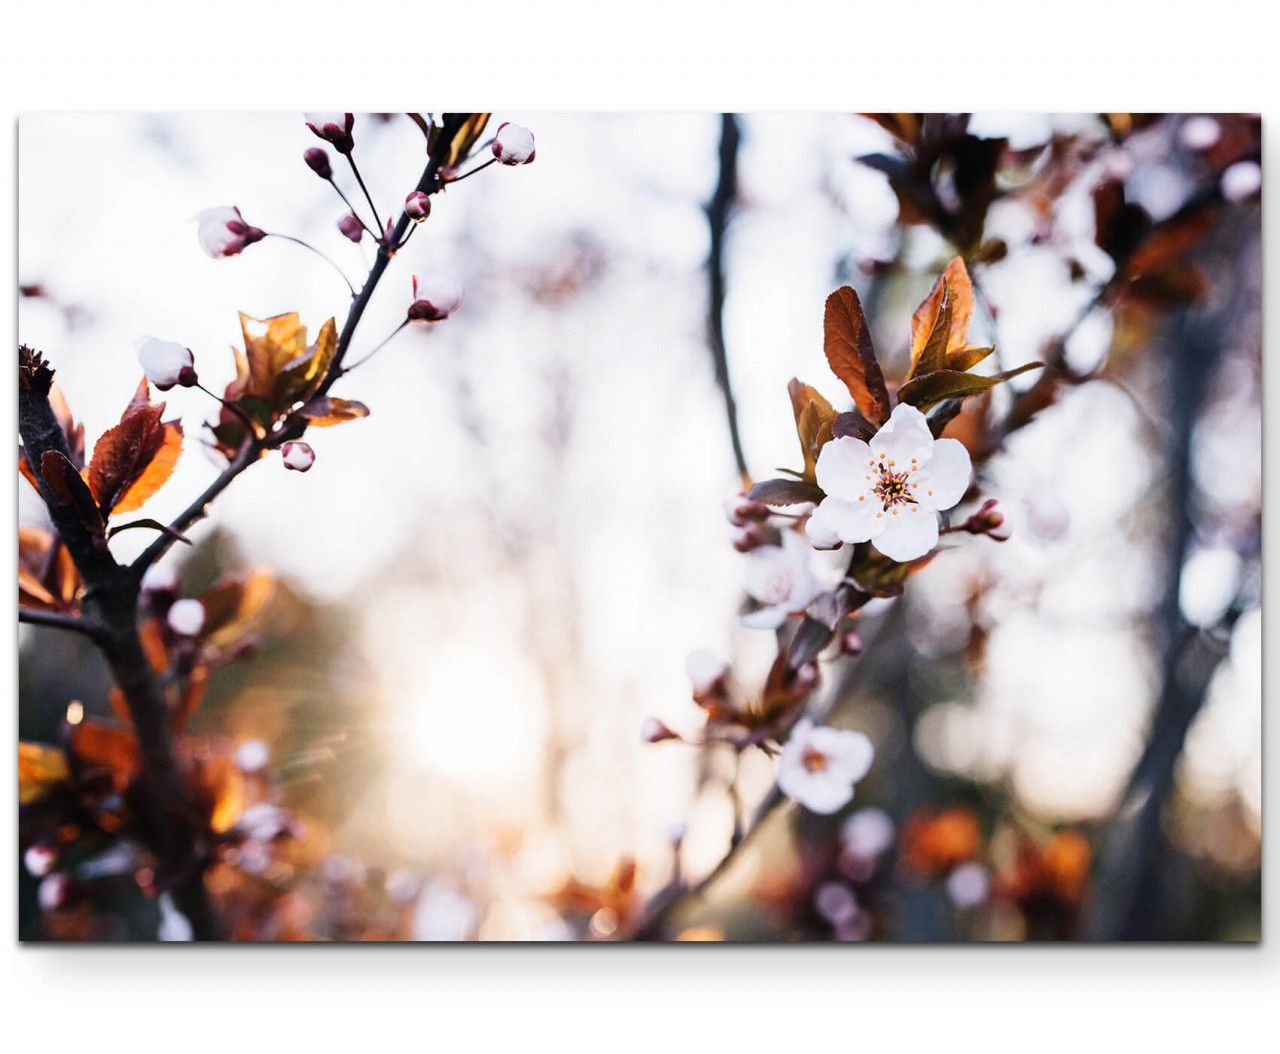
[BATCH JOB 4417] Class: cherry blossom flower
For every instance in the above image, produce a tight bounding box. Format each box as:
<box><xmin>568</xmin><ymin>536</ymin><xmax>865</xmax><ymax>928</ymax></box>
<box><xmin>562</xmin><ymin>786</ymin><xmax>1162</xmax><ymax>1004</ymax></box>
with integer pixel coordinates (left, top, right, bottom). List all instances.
<box><xmin>809</xmin><ymin>403</ymin><xmax>972</xmax><ymax>562</ymax></box>
<box><xmin>304</xmin><ymin>112</ymin><xmax>354</xmax><ymax>153</ymax></box>
<box><xmin>492</xmin><ymin>122</ymin><xmax>536</xmax><ymax>165</ymax></box>
<box><xmin>24</xmin><ymin>843</ymin><xmax>57</xmax><ymax>878</ymax></box>
<box><xmin>282</xmin><ymin>440</ymin><xmax>316</xmax><ymax>472</ymax></box>
<box><xmin>741</xmin><ymin>529</ymin><xmax>822</xmax><ymax>629</ymax></box>
<box><xmin>407</xmin><ymin>274</ymin><xmax>463</xmax><ymax>322</ymax></box>
<box><xmin>195</xmin><ymin>206</ymin><xmax>265</xmax><ymax>259</ymax></box>
<box><xmin>137</xmin><ymin>337</ymin><xmax>197</xmax><ymax>390</ymax></box>
<box><xmin>167</xmin><ymin>598</ymin><xmax>205</xmax><ymax>637</ymax></box>
<box><xmin>777</xmin><ymin>718</ymin><xmax>874</xmax><ymax>815</ymax></box>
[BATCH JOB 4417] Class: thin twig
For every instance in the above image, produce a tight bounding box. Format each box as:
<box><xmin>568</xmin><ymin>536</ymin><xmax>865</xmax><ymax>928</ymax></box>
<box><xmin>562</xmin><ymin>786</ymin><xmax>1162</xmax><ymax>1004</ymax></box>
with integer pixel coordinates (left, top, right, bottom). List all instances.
<box><xmin>346</xmin><ymin>154</ymin><xmax>385</xmax><ymax>239</ymax></box>
<box><xmin>19</xmin><ymin>607</ymin><xmax>101</xmax><ymax>639</ymax></box>
<box><xmin>266</xmin><ymin>233</ymin><xmax>358</xmax><ymax>297</ymax></box>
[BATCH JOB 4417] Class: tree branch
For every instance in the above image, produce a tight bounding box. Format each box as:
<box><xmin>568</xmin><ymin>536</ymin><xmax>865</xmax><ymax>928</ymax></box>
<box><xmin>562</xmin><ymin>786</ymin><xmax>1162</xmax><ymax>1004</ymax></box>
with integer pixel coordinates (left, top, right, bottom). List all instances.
<box><xmin>18</xmin><ymin>606</ymin><xmax>101</xmax><ymax>639</ymax></box>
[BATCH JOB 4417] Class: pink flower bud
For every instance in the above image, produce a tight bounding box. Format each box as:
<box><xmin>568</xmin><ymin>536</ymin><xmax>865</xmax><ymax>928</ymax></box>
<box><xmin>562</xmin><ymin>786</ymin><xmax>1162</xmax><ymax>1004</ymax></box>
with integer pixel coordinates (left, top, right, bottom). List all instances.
<box><xmin>724</xmin><ymin>493</ymin><xmax>770</xmax><ymax>526</ymax></box>
<box><xmin>642</xmin><ymin>717</ymin><xmax>679</xmax><ymax>744</ymax></box>
<box><xmin>282</xmin><ymin>440</ymin><xmax>316</xmax><ymax>472</ymax></box>
<box><xmin>195</xmin><ymin>206</ymin><xmax>265</xmax><ymax>259</ymax></box>
<box><xmin>404</xmin><ymin>191</ymin><xmax>432</xmax><ymax>221</ymax></box>
<box><xmin>407</xmin><ymin>274</ymin><xmax>463</xmax><ymax>322</ymax></box>
<box><xmin>732</xmin><ymin>523</ymin><xmax>768</xmax><ymax>552</ymax></box>
<box><xmin>38</xmin><ymin>872</ymin><xmax>72</xmax><ymax>912</ymax></box>
<box><xmin>338</xmin><ymin>212</ymin><xmax>364</xmax><ymax>243</ymax></box>
<box><xmin>137</xmin><ymin>337</ymin><xmax>197</xmax><ymax>390</ymax></box>
<box><xmin>966</xmin><ymin>498</ymin><xmax>1010</xmax><ymax>541</ymax></box>
<box><xmin>492</xmin><ymin>122</ymin><xmax>536</xmax><ymax>165</ymax></box>
<box><xmin>304</xmin><ymin>147</ymin><xmax>334</xmax><ymax>180</ymax></box>
<box><xmin>840</xmin><ymin>626</ymin><xmax>864</xmax><ymax>655</ymax></box>
<box><xmin>24</xmin><ymin>843</ymin><xmax>58</xmax><ymax>878</ymax></box>
<box><xmin>304</xmin><ymin>112</ymin><xmax>355</xmax><ymax>154</ymax></box>
<box><xmin>167</xmin><ymin>598</ymin><xmax>206</xmax><ymax>637</ymax></box>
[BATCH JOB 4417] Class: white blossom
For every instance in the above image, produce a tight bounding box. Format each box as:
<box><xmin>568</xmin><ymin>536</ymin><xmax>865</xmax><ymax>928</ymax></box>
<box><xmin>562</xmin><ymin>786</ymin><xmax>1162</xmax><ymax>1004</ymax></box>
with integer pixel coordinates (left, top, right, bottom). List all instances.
<box><xmin>136</xmin><ymin>337</ymin><xmax>195</xmax><ymax>390</ymax></box>
<box><xmin>777</xmin><ymin>718</ymin><xmax>874</xmax><ymax>815</ymax></box>
<box><xmin>809</xmin><ymin>403</ymin><xmax>972</xmax><ymax>562</ymax></box>
<box><xmin>167</xmin><ymin>598</ymin><xmax>205</xmax><ymax>637</ymax></box>
<box><xmin>408</xmin><ymin>274</ymin><xmax>463</xmax><ymax>322</ymax></box>
<box><xmin>740</xmin><ymin>530</ymin><xmax>823</xmax><ymax>630</ymax></box>
<box><xmin>23</xmin><ymin>844</ymin><xmax>57</xmax><ymax>877</ymax></box>
<box><xmin>492</xmin><ymin>122</ymin><xmax>536</xmax><ymax>165</ymax></box>
<box><xmin>195</xmin><ymin>206</ymin><xmax>264</xmax><ymax>258</ymax></box>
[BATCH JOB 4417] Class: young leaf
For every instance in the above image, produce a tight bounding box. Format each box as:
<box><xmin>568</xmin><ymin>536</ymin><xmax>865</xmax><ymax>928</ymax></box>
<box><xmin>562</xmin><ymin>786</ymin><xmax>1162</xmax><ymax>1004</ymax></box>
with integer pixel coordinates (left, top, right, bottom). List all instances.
<box><xmin>281</xmin><ymin>318</ymin><xmax>338</xmax><ymax>404</ymax></box>
<box><xmin>86</xmin><ymin>400</ymin><xmax>170</xmax><ymax>514</ymax></box>
<box><xmin>944</xmin><ymin>345</ymin><xmax>996</xmax><ymax>372</ymax></box>
<box><xmin>19</xmin><ymin>526</ymin><xmax>80</xmax><ymax>611</ymax></box>
<box><xmin>823</xmin><ymin>287</ymin><xmax>890</xmax><ymax>425</ymax></box>
<box><xmin>113</xmin><ymin>421</ymin><xmax>183</xmax><ymax>514</ymax></box>
<box><xmin>19</xmin><ymin>742</ymin><xmax>71</xmax><ymax>805</ymax></box>
<box><xmin>298</xmin><ymin>396</ymin><xmax>371</xmax><ymax>427</ymax></box>
<box><xmin>909</xmin><ymin>257</ymin><xmax>974</xmax><ymax>378</ymax></box>
<box><xmin>40</xmin><ymin>450</ymin><xmax>105</xmax><ymax>534</ymax></box>
<box><xmin>748</xmin><ymin>478</ymin><xmax>826</xmax><ymax>507</ymax></box>
<box><xmin>897</xmin><ymin>362</ymin><xmax>1042</xmax><ymax>410</ymax></box>
<box><xmin>831</xmin><ymin>410</ymin><xmax>876</xmax><ymax>441</ymax></box>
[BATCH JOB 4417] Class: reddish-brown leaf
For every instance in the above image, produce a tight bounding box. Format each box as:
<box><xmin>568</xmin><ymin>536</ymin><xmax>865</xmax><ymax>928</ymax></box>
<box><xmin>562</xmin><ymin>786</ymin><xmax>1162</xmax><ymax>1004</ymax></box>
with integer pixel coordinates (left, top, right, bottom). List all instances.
<box><xmin>823</xmin><ymin>287</ymin><xmax>890</xmax><ymax>425</ymax></box>
<box><xmin>86</xmin><ymin>398</ymin><xmax>169</xmax><ymax>513</ymax></box>
<box><xmin>18</xmin><ymin>526</ymin><xmax>80</xmax><ymax>611</ymax></box>
<box><xmin>897</xmin><ymin>362</ymin><xmax>1042</xmax><ymax>410</ymax></box>
<box><xmin>113</xmin><ymin>421</ymin><xmax>183</xmax><ymax>513</ymax></box>
<box><xmin>40</xmin><ymin>450</ymin><xmax>105</xmax><ymax>534</ymax></box>
<box><xmin>909</xmin><ymin>257</ymin><xmax>974</xmax><ymax>378</ymax></box>
<box><xmin>297</xmin><ymin>396</ymin><xmax>370</xmax><ymax>427</ymax></box>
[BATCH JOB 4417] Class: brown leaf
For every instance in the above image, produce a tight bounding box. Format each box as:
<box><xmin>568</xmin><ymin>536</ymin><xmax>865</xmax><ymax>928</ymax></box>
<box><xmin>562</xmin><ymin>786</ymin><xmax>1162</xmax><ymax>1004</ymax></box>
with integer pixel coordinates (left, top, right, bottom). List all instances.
<box><xmin>748</xmin><ymin>478</ymin><xmax>826</xmax><ymax>507</ymax></box>
<box><xmin>18</xmin><ymin>526</ymin><xmax>80</xmax><ymax>611</ymax></box>
<box><xmin>433</xmin><ymin>113</ymin><xmax>491</xmax><ymax>167</ymax></box>
<box><xmin>40</xmin><ymin>450</ymin><xmax>104</xmax><ymax>534</ymax></box>
<box><xmin>945</xmin><ymin>345</ymin><xmax>996</xmax><ymax>372</ymax></box>
<box><xmin>69</xmin><ymin>719</ymin><xmax>141</xmax><ymax>792</ymax></box>
<box><xmin>897</xmin><ymin>362</ymin><xmax>1042</xmax><ymax>410</ymax></box>
<box><xmin>823</xmin><ymin>287</ymin><xmax>890</xmax><ymax>425</ymax></box>
<box><xmin>787</xmin><ymin>379</ymin><xmax>836</xmax><ymax>480</ymax></box>
<box><xmin>199</xmin><ymin>570</ymin><xmax>275</xmax><ymax>648</ymax></box>
<box><xmin>241</xmin><ymin>312</ymin><xmax>308</xmax><ymax>409</ymax></box>
<box><xmin>909</xmin><ymin>257</ymin><xmax>974</xmax><ymax>378</ymax></box>
<box><xmin>297</xmin><ymin>396</ymin><xmax>370</xmax><ymax>427</ymax></box>
<box><xmin>281</xmin><ymin>318</ymin><xmax>338</xmax><ymax>405</ymax></box>
<box><xmin>113</xmin><ymin>421</ymin><xmax>183</xmax><ymax>514</ymax></box>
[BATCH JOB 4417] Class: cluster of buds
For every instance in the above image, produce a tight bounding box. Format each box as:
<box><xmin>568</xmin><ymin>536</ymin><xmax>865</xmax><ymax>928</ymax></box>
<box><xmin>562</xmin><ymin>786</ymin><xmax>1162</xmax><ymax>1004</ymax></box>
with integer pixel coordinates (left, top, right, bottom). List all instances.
<box><xmin>724</xmin><ymin>492</ymin><xmax>773</xmax><ymax>552</ymax></box>
<box><xmin>137</xmin><ymin>337</ymin><xmax>198</xmax><ymax>390</ymax></box>
<box><xmin>196</xmin><ymin>206</ymin><xmax>265</xmax><ymax>259</ymax></box>
<box><xmin>305</xmin><ymin>112</ymin><xmax>355</xmax><ymax>154</ymax></box>
<box><xmin>407</xmin><ymin>274</ymin><xmax>463</xmax><ymax>323</ymax></box>
<box><xmin>958</xmin><ymin>498</ymin><xmax>1011</xmax><ymax>541</ymax></box>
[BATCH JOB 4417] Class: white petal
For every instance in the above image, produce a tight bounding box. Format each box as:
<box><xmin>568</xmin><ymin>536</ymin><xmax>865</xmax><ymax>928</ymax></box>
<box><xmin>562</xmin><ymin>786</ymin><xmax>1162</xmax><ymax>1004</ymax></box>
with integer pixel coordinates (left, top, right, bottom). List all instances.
<box><xmin>779</xmin><ymin>769</ymin><xmax>855</xmax><ymax>815</ymax></box>
<box><xmin>815</xmin><ymin>436</ymin><xmax>873</xmax><ymax>500</ymax></box>
<box><xmin>871</xmin><ymin>506</ymin><xmax>939</xmax><ymax>562</ymax></box>
<box><xmin>805</xmin><ymin>517</ymin><xmax>842</xmax><ymax>550</ymax></box>
<box><xmin>812</xmin><ymin>727</ymin><xmax>875</xmax><ymax>783</ymax></box>
<box><xmin>741</xmin><ymin>604</ymin><xmax>788</xmax><ymax>630</ymax></box>
<box><xmin>741</xmin><ymin>545</ymin><xmax>788</xmax><ymax>604</ymax></box>
<box><xmin>914</xmin><ymin>438</ymin><xmax>972</xmax><ymax>510</ymax></box>
<box><xmin>869</xmin><ymin>403</ymin><xmax>933</xmax><ymax>467</ymax></box>
<box><xmin>809</xmin><ymin>496</ymin><xmax>883</xmax><ymax>545</ymax></box>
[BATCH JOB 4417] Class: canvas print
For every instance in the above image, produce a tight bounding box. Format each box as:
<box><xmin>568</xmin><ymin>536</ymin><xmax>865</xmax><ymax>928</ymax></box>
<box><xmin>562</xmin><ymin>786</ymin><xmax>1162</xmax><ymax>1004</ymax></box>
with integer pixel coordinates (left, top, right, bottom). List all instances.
<box><xmin>17</xmin><ymin>112</ymin><xmax>1260</xmax><ymax>942</ymax></box>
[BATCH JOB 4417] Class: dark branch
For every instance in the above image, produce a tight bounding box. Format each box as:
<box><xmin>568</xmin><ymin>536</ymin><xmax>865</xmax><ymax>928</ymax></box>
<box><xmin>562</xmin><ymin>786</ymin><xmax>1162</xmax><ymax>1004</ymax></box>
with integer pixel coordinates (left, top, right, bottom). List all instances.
<box><xmin>18</xmin><ymin>606</ymin><xmax>101</xmax><ymax>639</ymax></box>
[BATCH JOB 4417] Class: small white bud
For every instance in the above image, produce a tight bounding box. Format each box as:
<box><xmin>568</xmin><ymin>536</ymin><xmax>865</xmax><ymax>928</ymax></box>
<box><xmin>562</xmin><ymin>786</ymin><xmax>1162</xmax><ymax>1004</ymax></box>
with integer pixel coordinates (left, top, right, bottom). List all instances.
<box><xmin>234</xmin><ymin>738</ymin><xmax>271</xmax><ymax>774</ymax></box>
<box><xmin>140</xmin><ymin>563</ymin><xmax>180</xmax><ymax>595</ymax></box>
<box><xmin>167</xmin><ymin>598</ymin><xmax>206</xmax><ymax>637</ymax></box>
<box><xmin>1179</xmin><ymin>115</ymin><xmax>1221</xmax><ymax>152</ymax></box>
<box><xmin>24</xmin><ymin>843</ymin><xmax>58</xmax><ymax>877</ymax></box>
<box><xmin>492</xmin><ymin>122</ymin><xmax>536</xmax><ymax>165</ymax></box>
<box><xmin>195</xmin><ymin>206</ymin><xmax>264</xmax><ymax>258</ymax></box>
<box><xmin>282</xmin><ymin>440</ymin><xmax>316</xmax><ymax>472</ymax></box>
<box><xmin>407</xmin><ymin>274</ymin><xmax>463</xmax><ymax>322</ymax></box>
<box><xmin>137</xmin><ymin>338</ymin><xmax>196</xmax><ymax>391</ymax></box>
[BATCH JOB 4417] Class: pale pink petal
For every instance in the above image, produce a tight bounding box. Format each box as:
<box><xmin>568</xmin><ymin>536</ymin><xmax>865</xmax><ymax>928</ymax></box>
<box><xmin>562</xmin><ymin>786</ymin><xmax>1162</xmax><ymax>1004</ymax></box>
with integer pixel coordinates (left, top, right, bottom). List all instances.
<box><xmin>741</xmin><ymin>604</ymin><xmax>788</xmax><ymax>630</ymax></box>
<box><xmin>815</xmin><ymin>436</ymin><xmax>873</xmax><ymax>500</ymax></box>
<box><xmin>809</xmin><ymin>496</ymin><xmax>883</xmax><ymax>545</ymax></box>
<box><xmin>914</xmin><ymin>437</ymin><xmax>971</xmax><ymax>511</ymax></box>
<box><xmin>870</xmin><ymin>505</ymin><xmax>939</xmax><ymax>562</ymax></box>
<box><xmin>869</xmin><ymin>403</ymin><xmax>933</xmax><ymax>467</ymax></box>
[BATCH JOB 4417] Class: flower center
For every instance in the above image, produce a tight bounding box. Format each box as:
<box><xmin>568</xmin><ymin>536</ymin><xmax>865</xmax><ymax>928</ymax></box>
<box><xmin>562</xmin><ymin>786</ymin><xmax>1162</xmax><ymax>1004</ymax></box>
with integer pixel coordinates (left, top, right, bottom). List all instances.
<box><xmin>801</xmin><ymin>746</ymin><xmax>829</xmax><ymax>773</ymax></box>
<box><xmin>867</xmin><ymin>454</ymin><xmax>921</xmax><ymax>509</ymax></box>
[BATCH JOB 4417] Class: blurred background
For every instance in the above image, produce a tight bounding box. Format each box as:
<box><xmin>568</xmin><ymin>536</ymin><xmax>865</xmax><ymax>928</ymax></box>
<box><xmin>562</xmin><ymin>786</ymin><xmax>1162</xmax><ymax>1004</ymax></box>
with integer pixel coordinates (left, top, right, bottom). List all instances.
<box><xmin>18</xmin><ymin>112</ymin><xmax>1261</xmax><ymax>941</ymax></box>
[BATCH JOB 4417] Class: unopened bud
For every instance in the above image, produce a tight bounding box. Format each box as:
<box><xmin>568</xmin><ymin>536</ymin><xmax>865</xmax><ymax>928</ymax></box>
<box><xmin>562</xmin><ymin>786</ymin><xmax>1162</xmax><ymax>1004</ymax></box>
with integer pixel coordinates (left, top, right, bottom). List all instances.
<box><xmin>196</xmin><ymin>206</ymin><xmax>265</xmax><ymax>259</ymax></box>
<box><xmin>24</xmin><ymin>843</ymin><xmax>58</xmax><ymax>878</ymax></box>
<box><xmin>407</xmin><ymin>273</ymin><xmax>463</xmax><ymax>322</ymax></box>
<box><xmin>492</xmin><ymin>122</ymin><xmax>536</xmax><ymax>165</ymax></box>
<box><xmin>304</xmin><ymin>112</ymin><xmax>355</xmax><ymax>154</ymax></box>
<box><xmin>38</xmin><ymin>872</ymin><xmax>72</xmax><ymax>912</ymax></box>
<box><xmin>167</xmin><ymin>598</ymin><xmax>206</xmax><ymax>637</ymax></box>
<box><xmin>404</xmin><ymin>191</ymin><xmax>432</xmax><ymax>222</ymax></box>
<box><xmin>840</xmin><ymin>626</ymin><xmax>864</xmax><ymax>655</ymax></box>
<box><xmin>140</xmin><ymin>563</ymin><xmax>180</xmax><ymax>596</ymax></box>
<box><xmin>234</xmin><ymin>738</ymin><xmax>271</xmax><ymax>775</ymax></box>
<box><xmin>724</xmin><ymin>493</ymin><xmax>770</xmax><ymax>527</ymax></box>
<box><xmin>304</xmin><ymin>147</ymin><xmax>334</xmax><ymax>180</ymax></box>
<box><xmin>642</xmin><ymin>717</ymin><xmax>679</xmax><ymax>744</ymax></box>
<box><xmin>966</xmin><ymin>498</ymin><xmax>1010</xmax><ymax>541</ymax></box>
<box><xmin>137</xmin><ymin>337</ymin><xmax>197</xmax><ymax>391</ymax></box>
<box><xmin>338</xmin><ymin>213</ymin><xmax>364</xmax><ymax>243</ymax></box>
<box><xmin>282</xmin><ymin>440</ymin><xmax>316</xmax><ymax>472</ymax></box>
<box><xmin>732</xmin><ymin>523</ymin><xmax>769</xmax><ymax>553</ymax></box>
